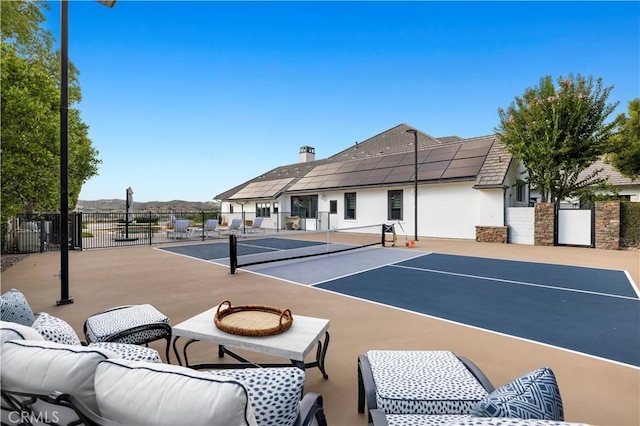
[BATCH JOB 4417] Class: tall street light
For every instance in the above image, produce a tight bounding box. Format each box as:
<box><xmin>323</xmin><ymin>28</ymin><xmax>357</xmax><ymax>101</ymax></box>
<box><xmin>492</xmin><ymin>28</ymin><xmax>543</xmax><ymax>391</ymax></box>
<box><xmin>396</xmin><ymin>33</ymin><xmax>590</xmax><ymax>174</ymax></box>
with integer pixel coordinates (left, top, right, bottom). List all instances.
<box><xmin>406</xmin><ymin>129</ymin><xmax>419</xmax><ymax>242</ymax></box>
<box><xmin>58</xmin><ymin>0</ymin><xmax>116</xmax><ymax>305</ymax></box>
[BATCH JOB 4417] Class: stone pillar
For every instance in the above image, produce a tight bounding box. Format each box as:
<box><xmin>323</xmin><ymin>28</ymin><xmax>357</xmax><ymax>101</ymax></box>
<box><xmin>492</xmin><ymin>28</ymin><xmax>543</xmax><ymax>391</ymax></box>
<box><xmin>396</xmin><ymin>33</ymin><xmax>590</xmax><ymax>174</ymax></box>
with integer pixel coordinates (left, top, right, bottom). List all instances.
<box><xmin>595</xmin><ymin>201</ymin><xmax>620</xmax><ymax>250</ymax></box>
<box><xmin>534</xmin><ymin>202</ymin><xmax>555</xmax><ymax>246</ymax></box>
<box><xmin>475</xmin><ymin>226</ymin><xmax>508</xmax><ymax>243</ymax></box>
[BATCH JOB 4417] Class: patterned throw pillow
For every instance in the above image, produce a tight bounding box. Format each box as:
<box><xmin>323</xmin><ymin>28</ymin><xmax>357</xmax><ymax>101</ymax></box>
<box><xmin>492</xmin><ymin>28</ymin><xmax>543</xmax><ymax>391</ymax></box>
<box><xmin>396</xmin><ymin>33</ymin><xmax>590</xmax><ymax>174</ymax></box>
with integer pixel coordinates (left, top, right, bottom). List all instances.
<box><xmin>32</xmin><ymin>312</ymin><xmax>82</xmax><ymax>346</ymax></box>
<box><xmin>213</xmin><ymin>367</ymin><xmax>305</xmax><ymax>426</ymax></box>
<box><xmin>0</xmin><ymin>288</ymin><xmax>36</xmax><ymax>326</ymax></box>
<box><xmin>471</xmin><ymin>367</ymin><xmax>564</xmax><ymax>421</ymax></box>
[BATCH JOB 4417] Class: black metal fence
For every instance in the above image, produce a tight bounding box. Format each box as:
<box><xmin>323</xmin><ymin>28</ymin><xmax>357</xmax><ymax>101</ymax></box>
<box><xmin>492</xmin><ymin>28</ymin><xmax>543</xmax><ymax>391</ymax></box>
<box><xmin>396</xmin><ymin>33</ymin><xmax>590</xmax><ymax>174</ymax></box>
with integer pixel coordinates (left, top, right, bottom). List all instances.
<box><xmin>2</xmin><ymin>211</ymin><xmax>334</xmax><ymax>254</ymax></box>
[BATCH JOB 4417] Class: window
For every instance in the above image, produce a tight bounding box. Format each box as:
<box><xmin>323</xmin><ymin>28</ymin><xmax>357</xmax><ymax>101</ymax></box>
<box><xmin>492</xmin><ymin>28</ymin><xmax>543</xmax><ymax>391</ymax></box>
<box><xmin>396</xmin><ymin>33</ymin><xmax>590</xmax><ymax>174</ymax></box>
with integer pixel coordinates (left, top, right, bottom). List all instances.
<box><xmin>344</xmin><ymin>193</ymin><xmax>356</xmax><ymax>219</ymax></box>
<box><xmin>291</xmin><ymin>195</ymin><xmax>318</xmax><ymax>218</ymax></box>
<box><xmin>256</xmin><ymin>202</ymin><xmax>271</xmax><ymax>217</ymax></box>
<box><xmin>329</xmin><ymin>200</ymin><xmax>337</xmax><ymax>214</ymax></box>
<box><xmin>516</xmin><ymin>181</ymin><xmax>526</xmax><ymax>203</ymax></box>
<box><xmin>229</xmin><ymin>205</ymin><xmax>234</xmax><ymax>214</ymax></box>
<box><xmin>388</xmin><ymin>190</ymin><xmax>403</xmax><ymax>220</ymax></box>
<box><xmin>273</xmin><ymin>202</ymin><xmax>279</xmax><ymax>214</ymax></box>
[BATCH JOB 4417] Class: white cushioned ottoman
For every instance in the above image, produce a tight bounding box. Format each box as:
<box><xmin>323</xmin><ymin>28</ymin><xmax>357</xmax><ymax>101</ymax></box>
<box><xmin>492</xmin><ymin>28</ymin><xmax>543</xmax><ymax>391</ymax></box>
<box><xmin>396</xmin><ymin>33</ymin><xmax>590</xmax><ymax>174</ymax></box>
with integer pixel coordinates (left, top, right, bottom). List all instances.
<box><xmin>84</xmin><ymin>304</ymin><xmax>172</xmax><ymax>361</ymax></box>
<box><xmin>361</xmin><ymin>350</ymin><xmax>490</xmax><ymax>415</ymax></box>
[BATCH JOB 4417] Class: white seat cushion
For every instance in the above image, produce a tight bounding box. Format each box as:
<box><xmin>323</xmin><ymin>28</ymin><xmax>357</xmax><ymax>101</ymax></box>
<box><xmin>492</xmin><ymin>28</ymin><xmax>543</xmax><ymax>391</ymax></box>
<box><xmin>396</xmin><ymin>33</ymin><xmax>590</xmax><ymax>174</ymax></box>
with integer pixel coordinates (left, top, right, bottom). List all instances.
<box><xmin>366</xmin><ymin>350</ymin><xmax>489</xmax><ymax>415</ymax></box>
<box><xmin>94</xmin><ymin>359</ymin><xmax>257</xmax><ymax>426</ymax></box>
<box><xmin>1</xmin><ymin>340</ymin><xmax>120</xmax><ymax>412</ymax></box>
<box><xmin>0</xmin><ymin>320</ymin><xmax>44</xmax><ymax>344</ymax></box>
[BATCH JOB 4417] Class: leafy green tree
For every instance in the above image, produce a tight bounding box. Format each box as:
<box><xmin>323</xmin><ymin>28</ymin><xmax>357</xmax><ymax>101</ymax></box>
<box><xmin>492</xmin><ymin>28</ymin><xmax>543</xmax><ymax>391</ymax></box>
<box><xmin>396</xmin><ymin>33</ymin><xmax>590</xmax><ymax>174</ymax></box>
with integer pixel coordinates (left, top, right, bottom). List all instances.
<box><xmin>1</xmin><ymin>0</ymin><xmax>100</xmax><ymax>220</ymax></box>
<box><xmin>496</xmin><ymin>74</ymin><xmax>618</xmax><ymax>203</ymax></box>
<box><xmin>607</xmin><ymin>98</ymin><xmax>640</xmax><ymax>180</ymax></box>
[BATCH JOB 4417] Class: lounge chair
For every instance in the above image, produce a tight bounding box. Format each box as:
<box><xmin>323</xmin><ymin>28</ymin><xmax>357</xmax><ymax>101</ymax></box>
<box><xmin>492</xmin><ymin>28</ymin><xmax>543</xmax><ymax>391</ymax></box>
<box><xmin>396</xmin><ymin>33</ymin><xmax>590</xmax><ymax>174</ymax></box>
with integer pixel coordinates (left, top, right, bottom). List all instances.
<box><xmin>246</xmin><ymin>217</ymin><xmax>264</xmax><ymax>233</ymax></box>
<box><xmin>358</xmin><ymin>350</ymin><xmax>569</xmax><ymax>425</ymax></box>
<box><xmin>204</xmin><ymin>219</ymin><xmax>220</xmax><ymax>238</ymax></box>
<box><xmin>167</xmin><ymin>219</ymin><xmax>191</xmax><ymax>240</ymax></box>
<box><xmin>227</xmin><ymin>218</ymin><xmax>242</xmax><ymax>235</ymax></box>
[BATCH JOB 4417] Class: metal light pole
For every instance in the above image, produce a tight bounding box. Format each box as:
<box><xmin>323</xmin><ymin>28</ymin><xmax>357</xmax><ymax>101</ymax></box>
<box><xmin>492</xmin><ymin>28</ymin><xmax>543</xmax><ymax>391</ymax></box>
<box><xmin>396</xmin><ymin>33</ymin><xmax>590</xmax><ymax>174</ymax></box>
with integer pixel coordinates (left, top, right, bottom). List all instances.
<box><xmin>58</xmin><ymin>0</ymin><xmax>116</xmax><ymax>305</ymax></box>
<box><xmin>406</xmin><ymin>129</ymin><xmax>419</xmax><ymax>242</ymax></box>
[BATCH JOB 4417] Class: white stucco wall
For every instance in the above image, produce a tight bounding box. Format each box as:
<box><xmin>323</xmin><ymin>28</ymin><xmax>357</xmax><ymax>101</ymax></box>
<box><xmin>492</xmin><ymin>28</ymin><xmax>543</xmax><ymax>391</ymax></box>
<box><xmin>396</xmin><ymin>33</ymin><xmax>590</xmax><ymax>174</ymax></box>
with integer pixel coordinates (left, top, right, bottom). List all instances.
<box><xmin>220</xmin><ymin>179</ymin><xmax>509</xmax><ymax>240</ymax></box>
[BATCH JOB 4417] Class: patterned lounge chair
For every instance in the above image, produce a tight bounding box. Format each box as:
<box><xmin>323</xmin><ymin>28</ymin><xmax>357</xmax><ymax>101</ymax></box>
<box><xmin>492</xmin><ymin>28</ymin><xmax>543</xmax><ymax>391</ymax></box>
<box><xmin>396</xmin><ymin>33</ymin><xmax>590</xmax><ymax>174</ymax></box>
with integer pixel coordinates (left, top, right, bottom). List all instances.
<box><xmin>358</xmin><ymin>350</ymin><xmax>575</xmax><ymax>426</ymax></box>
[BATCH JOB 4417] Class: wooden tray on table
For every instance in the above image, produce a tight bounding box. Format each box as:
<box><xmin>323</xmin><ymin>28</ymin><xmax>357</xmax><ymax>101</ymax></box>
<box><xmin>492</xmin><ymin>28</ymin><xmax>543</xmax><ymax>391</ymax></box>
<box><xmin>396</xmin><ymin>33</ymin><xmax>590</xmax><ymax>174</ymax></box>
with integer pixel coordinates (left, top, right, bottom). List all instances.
<box><xmin>213</xmin><ymin>300</ymin><xmax>293</xmax><ymax>337</ymax></box>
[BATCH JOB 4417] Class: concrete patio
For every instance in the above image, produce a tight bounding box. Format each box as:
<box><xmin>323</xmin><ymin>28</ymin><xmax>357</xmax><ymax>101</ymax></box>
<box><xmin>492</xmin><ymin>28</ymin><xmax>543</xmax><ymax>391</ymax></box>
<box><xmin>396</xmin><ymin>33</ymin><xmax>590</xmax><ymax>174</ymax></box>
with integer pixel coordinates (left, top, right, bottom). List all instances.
<box><xmin>2</xmin><ymin>238</ymin><xmax>638</xmax><ymax>425</ymax></box>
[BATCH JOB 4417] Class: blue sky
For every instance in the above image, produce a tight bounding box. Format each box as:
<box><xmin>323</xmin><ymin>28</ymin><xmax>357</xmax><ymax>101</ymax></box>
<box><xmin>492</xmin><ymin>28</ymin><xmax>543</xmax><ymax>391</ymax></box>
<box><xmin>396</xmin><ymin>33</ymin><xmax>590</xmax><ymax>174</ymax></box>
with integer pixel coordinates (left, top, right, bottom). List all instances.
<box><xmin>44</xmin><ymin>1</ymin><xmax>639</xmax><ymax>203</ymax></box>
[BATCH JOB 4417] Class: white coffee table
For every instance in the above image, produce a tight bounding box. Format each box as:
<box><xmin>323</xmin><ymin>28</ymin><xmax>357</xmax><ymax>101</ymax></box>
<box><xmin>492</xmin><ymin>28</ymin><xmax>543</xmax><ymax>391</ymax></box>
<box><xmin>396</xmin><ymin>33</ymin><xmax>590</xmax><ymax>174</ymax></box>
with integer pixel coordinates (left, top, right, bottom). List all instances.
<box><xmin>172</xmin><ymin>306</ymin><xmax>330</xmax><ymax>379</ymax></box>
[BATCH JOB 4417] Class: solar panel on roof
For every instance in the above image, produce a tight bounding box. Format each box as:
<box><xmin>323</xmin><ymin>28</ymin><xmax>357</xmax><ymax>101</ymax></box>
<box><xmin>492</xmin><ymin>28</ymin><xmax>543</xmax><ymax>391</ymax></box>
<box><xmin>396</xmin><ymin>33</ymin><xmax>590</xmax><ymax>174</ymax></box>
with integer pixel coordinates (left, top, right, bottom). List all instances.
<box><xmin>441</xmin><ymin>165</ymin><xmax>483</xmax><ymax>179</ymax></box>
<box><xmin>418</xmin><ymin>169</ymin><xmax>445</xmax><ymax>180</ymax></box>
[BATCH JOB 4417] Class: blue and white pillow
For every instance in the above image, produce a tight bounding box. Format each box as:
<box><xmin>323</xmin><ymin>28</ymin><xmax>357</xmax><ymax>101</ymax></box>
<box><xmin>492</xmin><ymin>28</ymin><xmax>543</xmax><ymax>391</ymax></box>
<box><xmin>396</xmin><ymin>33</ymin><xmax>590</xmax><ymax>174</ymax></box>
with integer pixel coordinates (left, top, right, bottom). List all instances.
<box><xmin>32</xmin><ymin>312</ymin><xmax>82</xmax><ymax>346</ymax></box>
<box><xmin>213</xmin><ymin>367</ymin><xmax>305</xmax><ymax>426</ymax></box>
<box><xmin>471</xmin><ymin>367</ymin><xmax>563</xmax><ymax>420</ymax></box>
<box><xmin>0</xmin><ymin>288</ymin><xmax>36</xmax><ymax>326</ymax></box>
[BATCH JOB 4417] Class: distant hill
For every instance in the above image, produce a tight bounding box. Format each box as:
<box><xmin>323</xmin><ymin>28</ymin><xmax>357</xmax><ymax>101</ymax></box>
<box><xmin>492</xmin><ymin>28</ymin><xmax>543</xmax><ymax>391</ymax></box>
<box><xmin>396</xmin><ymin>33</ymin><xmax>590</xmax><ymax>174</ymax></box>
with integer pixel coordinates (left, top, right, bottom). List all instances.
<box><xmin>76</xmin><ymin>199</ymin><xmax>220</xmax><ymax>212</ymax></box>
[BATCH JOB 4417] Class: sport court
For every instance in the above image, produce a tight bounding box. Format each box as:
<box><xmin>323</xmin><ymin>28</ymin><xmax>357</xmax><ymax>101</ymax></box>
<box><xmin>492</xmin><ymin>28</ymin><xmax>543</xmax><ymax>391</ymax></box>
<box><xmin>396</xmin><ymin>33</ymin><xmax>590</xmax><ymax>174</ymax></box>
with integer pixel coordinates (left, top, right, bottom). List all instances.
<box><xmin>159</xmin><ymin>234</ymin><xmax>640</xmax><ymax>368</ymax></box>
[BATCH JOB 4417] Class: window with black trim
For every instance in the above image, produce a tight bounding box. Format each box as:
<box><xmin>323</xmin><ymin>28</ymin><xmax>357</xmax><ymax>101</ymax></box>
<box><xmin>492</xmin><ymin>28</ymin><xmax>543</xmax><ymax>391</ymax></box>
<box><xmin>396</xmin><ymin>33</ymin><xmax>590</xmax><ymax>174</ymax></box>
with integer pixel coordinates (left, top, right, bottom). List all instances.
<box><xmin>388</xmin><ymin>190</ymin><xmax>403</xmax><ymax>220</ymax></box>
<box><xmin>256</xmin><ymin>202</ymin><xmax>271</xmax><ymax>217</ymax></box>
<box><xmin>516</xmin><ymin>181</ymin><xmax>526</xmax><ymax>203</ymax></box>
<box><xmin>344</xmin><ymin>193</ymin><xmax>356</xmax><ymax>219</ymax></box>
<box><xmin>329</xmin><ymin>200</ymin><xmax>337</xmax><ymax>214</ymax></box>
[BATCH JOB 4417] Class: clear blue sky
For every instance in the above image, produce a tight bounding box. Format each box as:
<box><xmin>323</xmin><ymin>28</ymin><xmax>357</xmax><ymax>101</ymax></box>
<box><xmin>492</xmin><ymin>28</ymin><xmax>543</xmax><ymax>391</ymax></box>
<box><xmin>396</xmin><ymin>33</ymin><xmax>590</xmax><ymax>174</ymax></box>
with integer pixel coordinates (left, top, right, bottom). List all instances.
<box><xmin>44</xmin><ymin>1</ymin><xmax>639</xmax><ymax>203</ymax></box>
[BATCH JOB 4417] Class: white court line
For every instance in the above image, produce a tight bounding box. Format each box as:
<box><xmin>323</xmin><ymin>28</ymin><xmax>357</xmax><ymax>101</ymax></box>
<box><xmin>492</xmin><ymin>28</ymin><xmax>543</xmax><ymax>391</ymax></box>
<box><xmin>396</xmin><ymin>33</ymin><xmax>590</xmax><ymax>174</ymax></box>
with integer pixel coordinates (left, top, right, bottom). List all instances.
<box><xmin>390</xmin><ymin>264</ymin><xmax>639</xmax><ymax>301</ymax></box>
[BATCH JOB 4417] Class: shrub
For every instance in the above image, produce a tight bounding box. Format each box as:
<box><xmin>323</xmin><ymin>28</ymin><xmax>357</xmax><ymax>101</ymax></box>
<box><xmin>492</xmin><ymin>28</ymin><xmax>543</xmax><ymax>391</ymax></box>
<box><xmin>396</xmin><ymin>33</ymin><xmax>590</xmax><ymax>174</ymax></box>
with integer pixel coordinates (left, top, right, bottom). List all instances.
<box><xmin>620</xmin><ymin>202</ymin><xmax>640</xmax><ymax>248</ymax></box>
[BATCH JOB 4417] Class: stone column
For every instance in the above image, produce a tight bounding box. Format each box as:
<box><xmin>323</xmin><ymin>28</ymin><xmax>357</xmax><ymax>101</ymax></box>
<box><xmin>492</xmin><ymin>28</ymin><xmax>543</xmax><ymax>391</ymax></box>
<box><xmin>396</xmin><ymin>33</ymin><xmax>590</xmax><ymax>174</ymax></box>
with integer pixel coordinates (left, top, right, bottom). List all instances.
<box><xmin>595</xmin><ymin>201</ymin><xmax>620</xmax><ymax>250</ymax></box>
<box><xmin>534</xmin><ymin>202</ymin><xmax>555</xmax><ymax>246</ymax></box>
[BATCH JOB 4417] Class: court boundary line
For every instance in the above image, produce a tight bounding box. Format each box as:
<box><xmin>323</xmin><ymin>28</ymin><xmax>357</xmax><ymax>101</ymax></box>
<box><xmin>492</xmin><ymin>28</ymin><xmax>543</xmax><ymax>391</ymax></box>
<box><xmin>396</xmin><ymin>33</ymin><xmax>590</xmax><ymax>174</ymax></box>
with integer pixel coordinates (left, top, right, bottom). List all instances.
<box><xmin>310</xmin><ymin>284</ymin><xmax>640</xmax><ymax>370</ymax></box>
<box><xmin>390</xmin><ymin>264</ymin><xmax>639</xmax><ymax>301</ymax></box>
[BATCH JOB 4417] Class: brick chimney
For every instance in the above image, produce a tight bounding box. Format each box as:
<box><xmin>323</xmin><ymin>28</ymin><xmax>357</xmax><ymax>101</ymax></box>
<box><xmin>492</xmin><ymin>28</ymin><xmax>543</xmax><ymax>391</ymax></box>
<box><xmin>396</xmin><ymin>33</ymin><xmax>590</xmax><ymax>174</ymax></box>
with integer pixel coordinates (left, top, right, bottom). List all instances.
<box><xmin>299</xmin><ymin>146</ymin><xmax>315</xmax><ymax>163</ymax></box>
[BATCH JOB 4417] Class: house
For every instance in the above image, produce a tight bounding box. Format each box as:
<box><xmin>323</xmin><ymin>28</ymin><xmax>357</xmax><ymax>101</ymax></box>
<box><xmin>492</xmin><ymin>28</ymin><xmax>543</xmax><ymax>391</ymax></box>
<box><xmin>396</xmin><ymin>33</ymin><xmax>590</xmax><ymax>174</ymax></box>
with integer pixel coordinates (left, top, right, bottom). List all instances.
<box><xmin>214</xmin><ymin>123</ymin><xmax>528</xmax><ymax>240</ymax></box>
<box><xmin>529</xmin><ymin>159</ymin><xmax>640</xmax><ymax>205</ymax></box>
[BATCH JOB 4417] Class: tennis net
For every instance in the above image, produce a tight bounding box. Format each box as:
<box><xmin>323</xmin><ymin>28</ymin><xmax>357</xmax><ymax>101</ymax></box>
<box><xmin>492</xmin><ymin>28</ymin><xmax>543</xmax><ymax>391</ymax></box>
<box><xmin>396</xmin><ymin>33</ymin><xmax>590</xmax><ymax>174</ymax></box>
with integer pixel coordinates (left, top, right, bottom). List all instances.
<box><xmin>229</xmin><ymin>224</ymin><xmax>387</xmax><ymax>274</ymax></box>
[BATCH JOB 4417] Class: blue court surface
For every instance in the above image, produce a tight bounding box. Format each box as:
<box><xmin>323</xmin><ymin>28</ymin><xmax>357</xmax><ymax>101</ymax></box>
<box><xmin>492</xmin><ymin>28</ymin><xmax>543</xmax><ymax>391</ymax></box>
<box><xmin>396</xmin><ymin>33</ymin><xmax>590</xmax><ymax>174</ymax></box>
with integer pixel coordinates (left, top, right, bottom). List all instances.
<box><xmin>158</xmin><ymin>238</ymin><xmax>640</xmax><ymax>368</ymax></box>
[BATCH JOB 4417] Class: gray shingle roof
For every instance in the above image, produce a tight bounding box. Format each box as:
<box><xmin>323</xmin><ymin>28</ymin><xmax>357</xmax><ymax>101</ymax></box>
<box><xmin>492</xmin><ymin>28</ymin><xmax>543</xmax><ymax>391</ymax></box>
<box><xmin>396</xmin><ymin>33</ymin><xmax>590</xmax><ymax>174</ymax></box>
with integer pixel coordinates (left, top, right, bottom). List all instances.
<box><xmin>215</xmin><ymin>124</ymin><xmax>511</xmax><ymax>200</ymax></box>
<box><xmin>578</xmin><ymin>159</ymin><xmax>639</xmax><ymax>186</ymax></box>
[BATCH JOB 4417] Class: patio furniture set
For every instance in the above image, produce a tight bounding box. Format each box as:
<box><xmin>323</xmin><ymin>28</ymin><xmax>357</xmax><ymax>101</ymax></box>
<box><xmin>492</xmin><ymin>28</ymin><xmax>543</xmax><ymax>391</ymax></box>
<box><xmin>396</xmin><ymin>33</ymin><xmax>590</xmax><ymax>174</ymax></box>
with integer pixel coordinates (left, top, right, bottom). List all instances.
<box><xmin>1</xmin><ymin>288</ymin><xmax>588</xmax><ymax>425</ymax></box>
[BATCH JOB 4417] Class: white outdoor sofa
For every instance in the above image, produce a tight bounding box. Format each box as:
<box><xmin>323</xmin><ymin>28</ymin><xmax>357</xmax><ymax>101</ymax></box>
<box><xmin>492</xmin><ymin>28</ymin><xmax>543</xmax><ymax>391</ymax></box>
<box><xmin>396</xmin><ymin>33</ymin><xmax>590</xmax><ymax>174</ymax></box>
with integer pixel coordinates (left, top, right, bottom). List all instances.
<box><xmin>0</xmin><ymin>289</ymin><xmax>327</xmax><ymax>426</ymax></box>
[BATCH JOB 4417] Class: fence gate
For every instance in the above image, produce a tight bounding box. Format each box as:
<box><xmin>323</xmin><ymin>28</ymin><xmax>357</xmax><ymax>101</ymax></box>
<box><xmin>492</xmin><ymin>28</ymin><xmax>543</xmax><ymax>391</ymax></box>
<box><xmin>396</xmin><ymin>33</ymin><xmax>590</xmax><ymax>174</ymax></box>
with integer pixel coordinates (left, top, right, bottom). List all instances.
<box><xmin>555</xmin><ymin>205</ymin><xmax>595</xmax><ymax>247</ymax></box>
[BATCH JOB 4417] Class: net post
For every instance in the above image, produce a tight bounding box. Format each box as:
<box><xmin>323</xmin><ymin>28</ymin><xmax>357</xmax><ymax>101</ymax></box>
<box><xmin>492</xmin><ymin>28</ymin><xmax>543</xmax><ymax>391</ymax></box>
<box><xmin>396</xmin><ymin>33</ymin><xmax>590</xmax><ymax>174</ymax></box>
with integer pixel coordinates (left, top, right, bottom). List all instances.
<box><xmin>229</xmin><ymin>234</ymin><xmax>237</xmax><ymax>274</ymax></box>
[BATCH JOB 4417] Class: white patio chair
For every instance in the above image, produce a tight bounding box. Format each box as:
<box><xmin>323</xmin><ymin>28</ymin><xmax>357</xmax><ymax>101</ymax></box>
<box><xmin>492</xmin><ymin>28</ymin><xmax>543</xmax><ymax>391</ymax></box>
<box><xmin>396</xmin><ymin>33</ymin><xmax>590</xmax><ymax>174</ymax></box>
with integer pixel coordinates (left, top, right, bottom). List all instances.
<box><xmin>204</xmin><ymin>219</ymin><xmax>220</xmax><ymax>238</ymax></box>
<box><xmin>246</xmin><ymin>217</ymin><xmax>264</xmax><ymax>233</ymax></box>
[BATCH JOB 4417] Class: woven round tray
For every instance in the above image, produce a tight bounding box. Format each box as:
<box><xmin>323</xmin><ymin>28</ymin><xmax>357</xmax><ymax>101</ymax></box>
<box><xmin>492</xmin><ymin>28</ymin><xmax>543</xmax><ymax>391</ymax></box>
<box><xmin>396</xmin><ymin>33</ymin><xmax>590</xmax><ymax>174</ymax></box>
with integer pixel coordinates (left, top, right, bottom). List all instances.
<box><xmin>213</xmin><ymin>300</ymin><xmax>293</xmax><ymax>337</ymax></box>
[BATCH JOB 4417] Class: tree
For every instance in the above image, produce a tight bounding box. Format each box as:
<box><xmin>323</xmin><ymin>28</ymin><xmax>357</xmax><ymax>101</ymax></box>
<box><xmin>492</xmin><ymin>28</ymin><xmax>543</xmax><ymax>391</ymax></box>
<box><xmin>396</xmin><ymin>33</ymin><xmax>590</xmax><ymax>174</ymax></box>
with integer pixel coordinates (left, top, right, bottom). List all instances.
<box><xmin>1</xmin><ymin>0</ymin><xmax>100</xmax><ymax>221</ymax></box>
<box><xmin>607</xmin><ymin>98</ymin><xmax>640</xmax><ymax>180</ymax></box>
<box><xmin>496</xmin><ymin>74</ymin><xmax>618</xmax><ymax>203</ymax></box>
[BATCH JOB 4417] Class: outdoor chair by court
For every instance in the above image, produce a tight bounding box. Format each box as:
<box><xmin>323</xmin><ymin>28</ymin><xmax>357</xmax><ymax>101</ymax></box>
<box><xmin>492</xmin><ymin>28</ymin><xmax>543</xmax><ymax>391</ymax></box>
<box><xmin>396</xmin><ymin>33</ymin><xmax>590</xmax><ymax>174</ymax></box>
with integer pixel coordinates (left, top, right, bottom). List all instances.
<box><xmin>167</xmin><ymin>219</ymin><xmax>191</xmax><ymax>239</ymax></box>
<box><xmin>246</xmin><ymin>217</ymin><xmax>265</xmax><ymax>233</ymax></box>
<box><xmin>204</xmin><ymin>219</ymin><xmax>220</xmax><ymax>238</ymax></box>
<box><xmin>358</xmin><ymin>350</ymin><xmax>567</xmax><ymax>425</ymax></box>
<box><xmin>228</xmin><ymin>218</ymin><xmax>243</xmax><ymax>235</ymax></box>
